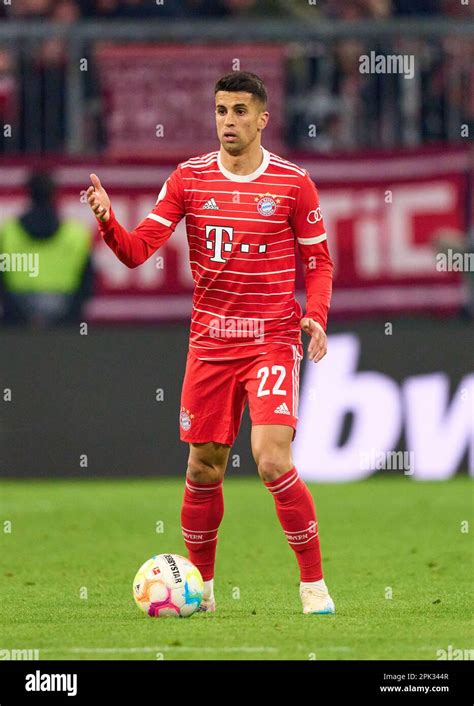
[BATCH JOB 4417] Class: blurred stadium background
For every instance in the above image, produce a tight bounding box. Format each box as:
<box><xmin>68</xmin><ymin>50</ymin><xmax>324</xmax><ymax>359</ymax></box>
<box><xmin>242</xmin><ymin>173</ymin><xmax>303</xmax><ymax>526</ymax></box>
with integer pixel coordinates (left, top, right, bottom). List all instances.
<box><xmin>0</xmin><ymin>1</ymin><xmax>472</xmax><ymax>482</ymax></box>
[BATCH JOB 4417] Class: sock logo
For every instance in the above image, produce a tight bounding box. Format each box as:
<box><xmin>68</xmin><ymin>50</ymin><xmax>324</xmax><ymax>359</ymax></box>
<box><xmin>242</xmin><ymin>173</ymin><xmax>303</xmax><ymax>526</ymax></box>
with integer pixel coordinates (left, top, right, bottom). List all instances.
<box><xmin>285</xmin><ymin>520</ymin><xmax>319</xmax><ymax>543</ymax></box>
<box><xmin>182</xmin><ymin>529</ymin><xmax>204</xmax><ymax>541</ymax></box>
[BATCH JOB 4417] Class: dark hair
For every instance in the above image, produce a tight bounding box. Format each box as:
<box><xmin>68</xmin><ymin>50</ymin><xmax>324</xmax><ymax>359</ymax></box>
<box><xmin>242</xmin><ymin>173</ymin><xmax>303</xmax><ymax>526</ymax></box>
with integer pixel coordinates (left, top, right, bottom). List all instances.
<box><xmin>26</xmin><ymin>170</ymin><xmax>56</xmax><ymax>203</ymax></box>
<box><xmin>214</xmin><ymin>71</ymin><xmax>267</xmax><ymax>108</ymax></box>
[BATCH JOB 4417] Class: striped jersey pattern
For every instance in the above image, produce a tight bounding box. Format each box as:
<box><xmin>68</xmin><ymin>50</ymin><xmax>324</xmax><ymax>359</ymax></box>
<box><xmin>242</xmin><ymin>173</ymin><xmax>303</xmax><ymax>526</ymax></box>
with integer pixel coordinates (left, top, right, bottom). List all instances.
<box><xmin>98</xmin><ymin>146</ymin><xmax>333</xmax><ymax>361</ymax></box>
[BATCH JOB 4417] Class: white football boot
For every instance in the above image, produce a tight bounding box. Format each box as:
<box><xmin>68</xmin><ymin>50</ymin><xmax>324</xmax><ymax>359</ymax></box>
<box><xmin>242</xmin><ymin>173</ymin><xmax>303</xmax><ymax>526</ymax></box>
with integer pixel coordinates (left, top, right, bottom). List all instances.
<box><xmin>300</xmin><ymin>584</ymin><xmax>336</xmax><ymax>615</ymax></box>
<box><xmin>198</xmin><ymin>579</ymin><xmax>216</xmax><ymax>613</ymax></box>
<box><xmin>198</xmin><ymin>596</ymin><xmax>216</xmax><ymax>612</ymax></box>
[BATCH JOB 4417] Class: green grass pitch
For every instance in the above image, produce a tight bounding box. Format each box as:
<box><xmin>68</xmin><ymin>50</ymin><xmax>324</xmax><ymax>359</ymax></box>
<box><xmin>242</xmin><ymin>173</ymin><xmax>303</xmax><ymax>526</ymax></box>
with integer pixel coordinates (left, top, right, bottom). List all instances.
<box><xmin>0</xmin><ymin>476</ymin><xmax>472</xmax><ymax>661</ymax></box>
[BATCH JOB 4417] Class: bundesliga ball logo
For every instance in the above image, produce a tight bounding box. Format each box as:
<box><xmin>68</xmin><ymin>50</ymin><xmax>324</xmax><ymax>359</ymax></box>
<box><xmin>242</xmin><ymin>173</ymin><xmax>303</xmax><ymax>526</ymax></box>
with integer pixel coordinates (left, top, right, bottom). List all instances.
<box><xmin>133</xmin><ymin>554</ymin><xmax>204</xmax><ymax>617</ymax></box>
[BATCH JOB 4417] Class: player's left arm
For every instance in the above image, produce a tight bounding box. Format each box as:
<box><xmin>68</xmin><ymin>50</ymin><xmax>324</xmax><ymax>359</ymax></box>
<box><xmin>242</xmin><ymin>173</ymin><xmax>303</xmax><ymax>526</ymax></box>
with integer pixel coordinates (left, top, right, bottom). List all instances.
<box><xmin>291</xmin><ymin>171</ymin><xmax>334</xmax><ymax>363</ymax></box>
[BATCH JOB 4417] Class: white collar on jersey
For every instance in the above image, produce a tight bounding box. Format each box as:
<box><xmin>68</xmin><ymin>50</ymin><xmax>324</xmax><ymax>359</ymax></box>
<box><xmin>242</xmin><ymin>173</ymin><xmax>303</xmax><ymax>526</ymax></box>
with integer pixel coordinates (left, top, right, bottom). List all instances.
<box><xmin>217</xmin><ymin>145</ymin><xmax>270</xmax><ymax>183</ymax></box>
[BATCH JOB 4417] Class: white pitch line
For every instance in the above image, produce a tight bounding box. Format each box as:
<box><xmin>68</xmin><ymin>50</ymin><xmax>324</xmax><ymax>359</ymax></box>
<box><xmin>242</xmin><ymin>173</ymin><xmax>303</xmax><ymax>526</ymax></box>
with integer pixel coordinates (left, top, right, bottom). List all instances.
<box><xmin>306</xmin><ymin>647</ymin><xmax>352</xmax><ymax>652</ymax></box>
<box><xmin>41</xmin><ymin>646</ymin><xmax>279</xmax><ymax>654</ymax></box>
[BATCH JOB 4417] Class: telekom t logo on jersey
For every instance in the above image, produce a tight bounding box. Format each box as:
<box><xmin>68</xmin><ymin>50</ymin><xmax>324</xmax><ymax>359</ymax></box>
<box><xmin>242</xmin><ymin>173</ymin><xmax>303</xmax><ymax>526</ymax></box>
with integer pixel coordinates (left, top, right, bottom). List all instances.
<box><xmin>205</xmin><ymin>225</ymin><xmax>233</xmax><ymax>262</ymax></box>
<box><xmin>205</xmin><ymin>225</ymin><xmax>267</xmax><ymax>262</ymax></box>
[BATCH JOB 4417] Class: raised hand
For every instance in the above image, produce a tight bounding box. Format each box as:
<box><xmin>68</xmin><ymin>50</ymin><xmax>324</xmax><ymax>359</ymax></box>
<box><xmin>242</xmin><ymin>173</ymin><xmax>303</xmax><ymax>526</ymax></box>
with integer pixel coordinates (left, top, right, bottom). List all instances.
<box><xmin>86</xmin><ymin>173</ymin><xmax>111</xmax><ymax>223</ymax></box>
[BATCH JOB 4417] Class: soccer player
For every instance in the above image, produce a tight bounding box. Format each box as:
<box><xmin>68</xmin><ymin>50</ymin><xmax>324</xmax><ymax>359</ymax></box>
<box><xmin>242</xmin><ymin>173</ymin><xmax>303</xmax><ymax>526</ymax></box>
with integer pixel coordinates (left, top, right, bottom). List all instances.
<box><xmin>87</xmin><ymin>71</ymin><xmax>335</xmax><ymax>615</ymax></box>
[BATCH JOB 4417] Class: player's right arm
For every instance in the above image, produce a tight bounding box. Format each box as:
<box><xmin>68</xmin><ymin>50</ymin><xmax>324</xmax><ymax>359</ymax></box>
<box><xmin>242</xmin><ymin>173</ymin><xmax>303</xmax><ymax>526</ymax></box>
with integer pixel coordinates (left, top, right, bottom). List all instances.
<box><xmin>86</xmin><ymin>169</ymin><xmax>185</xmax><ymax>268</ymax></box>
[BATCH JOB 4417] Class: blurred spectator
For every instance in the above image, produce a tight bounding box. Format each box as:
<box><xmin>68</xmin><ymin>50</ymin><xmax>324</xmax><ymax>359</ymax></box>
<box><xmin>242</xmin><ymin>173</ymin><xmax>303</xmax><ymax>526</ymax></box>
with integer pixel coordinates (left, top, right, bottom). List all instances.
<box><xmin>81</xmin><ymin>0</ymin><xmax>121</xmax><ymax>18</ymax></box>
<box><xmin>0</xmin><ymin>49</ymin><xmax>18</xmax><ymax>153</ymax></box>
<box><xmin>221</xmin><ymin>0</ymin><xmax>259</xmax><ymax>15</ymax></box>
<box><xmin>365</xmin><ymin>0</ymin><xmax>392</xmax><ymax>19</ymax></box>
<box><xmin>2</xmin><ymin>0</ymin><xmax>447</xmax><ymax>18</ymax></box>
<box><xmin>113</xmin><ymin>0</ymin><xmax>149</xmax><ymax>16</ymax></box>
<box><xmin>52</xmin><ymin>0</ymin><xmax>82</xmax><ymax>22</ymax></box>
<box><xmin>0</xmin><ymin>171</ymin><xmax>94</xmax><ymax>328</ymax></box>
<box><xmin>221</xmin><ymin>0</ymin><xmax>288</xmax><ymax>16</ymax></box>
<box><xmin>393</xmin><ymin>0</ymin><xmax>440</xmax><ymax>15</ymax></box>
<box><xmin>115</xmin><ymin>0</ymin><xmax>177</xmax><ymax>17</ymax></box>
<box><xmin>432</xmin><ymin>229</ymin><xmax>474</xmax><ymax>321</ymax></box>
<box><xmin>185</xmin><ymin>0</ymin><xmax>231</xmax><ymax>16</ymax></box>
<box><xmin>441</xmin><ymin>0</ymin><xmax>474</xmax><ymax>17</ymax></box>
<box><xmin>16</xmin><ymin>0</ymin><xmax>80</xmax><ymax>152</ymax></box>
<box><xmin>7</xmin><ymin>0</ymin><xmax>53</xmax><ymax>18</ymax></box>
<box><xmin>1</xmin><ymin>0</ymin><xmax>470</xmax><ymax>153</ymax></box>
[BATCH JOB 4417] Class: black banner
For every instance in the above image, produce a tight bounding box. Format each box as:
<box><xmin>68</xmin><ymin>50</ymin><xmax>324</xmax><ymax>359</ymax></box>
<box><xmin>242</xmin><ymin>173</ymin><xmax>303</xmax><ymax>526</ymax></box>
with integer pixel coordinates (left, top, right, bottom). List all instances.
<box><xmin>0</xmin><ymin>659</ymin><xmax>471</xmax><ymax>702</ymax></box>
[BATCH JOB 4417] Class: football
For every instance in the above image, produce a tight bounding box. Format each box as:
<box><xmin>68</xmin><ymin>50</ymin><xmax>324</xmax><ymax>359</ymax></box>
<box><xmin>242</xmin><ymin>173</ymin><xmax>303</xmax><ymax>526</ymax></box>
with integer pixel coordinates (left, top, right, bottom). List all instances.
<box><xmin>132</xmin><ymin>553</ymin><xmax>204</xmax><ymax>617</ymax></box>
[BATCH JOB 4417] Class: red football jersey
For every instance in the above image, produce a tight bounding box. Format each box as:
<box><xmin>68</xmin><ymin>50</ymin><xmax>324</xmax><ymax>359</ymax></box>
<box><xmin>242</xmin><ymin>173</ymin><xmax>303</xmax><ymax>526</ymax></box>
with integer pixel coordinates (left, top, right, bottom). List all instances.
<box><xmin>98</xmin><ymin>146</ymin><xmax>333</xmax><ymax>360</ymax></box>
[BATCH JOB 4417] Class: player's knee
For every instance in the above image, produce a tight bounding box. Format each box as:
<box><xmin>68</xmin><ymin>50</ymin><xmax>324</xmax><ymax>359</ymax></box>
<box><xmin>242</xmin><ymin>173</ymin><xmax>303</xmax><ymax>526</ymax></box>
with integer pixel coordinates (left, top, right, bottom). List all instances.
<box><xmin>186</xmin><ymin>459</ymin><xmax>225</xmax><ymax>485</ymax></box>
<box><xmin>256</xmin><ymin>457</ymin><xmax>291</xmax><ymax>483</ymax></box>
<box><xmin>186</xmin><ymin>442</ymin><xmax>228</xmax><ymax>484</ymax></box>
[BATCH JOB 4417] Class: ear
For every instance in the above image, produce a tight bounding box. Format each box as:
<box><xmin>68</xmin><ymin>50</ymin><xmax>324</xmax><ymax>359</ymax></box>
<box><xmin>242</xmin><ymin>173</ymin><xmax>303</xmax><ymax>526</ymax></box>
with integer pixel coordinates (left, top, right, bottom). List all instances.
<box><xmin>259</xmin><ymin>111</ymin><xmax>269</xmax><ymax>131</ymax></box>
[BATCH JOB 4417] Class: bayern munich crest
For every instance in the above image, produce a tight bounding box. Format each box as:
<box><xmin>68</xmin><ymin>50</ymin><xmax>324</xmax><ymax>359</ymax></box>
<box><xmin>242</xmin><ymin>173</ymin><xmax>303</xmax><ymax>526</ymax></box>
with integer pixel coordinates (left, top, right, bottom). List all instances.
<box><xmin>180</xmin><ymin>407</ymin><xmax>193</xmax><ymax>431</ymax></box>
<box><xmin>255</xmin><ymin>192</ymin><xmax>280</xmax><ymax>217</ymax></box>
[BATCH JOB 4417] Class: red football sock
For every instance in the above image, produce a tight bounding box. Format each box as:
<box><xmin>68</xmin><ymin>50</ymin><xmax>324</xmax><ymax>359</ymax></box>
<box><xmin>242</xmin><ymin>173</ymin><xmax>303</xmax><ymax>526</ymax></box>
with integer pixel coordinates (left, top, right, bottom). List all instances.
<box><xmin>181</xmin><ymin>477</ymin><xmax>224</xmax><ymax>581</ymax></box>
<box><xmin>265</xmin><ymin>466</ymin><xmax>323</xmax><ymax>582</ymax></box>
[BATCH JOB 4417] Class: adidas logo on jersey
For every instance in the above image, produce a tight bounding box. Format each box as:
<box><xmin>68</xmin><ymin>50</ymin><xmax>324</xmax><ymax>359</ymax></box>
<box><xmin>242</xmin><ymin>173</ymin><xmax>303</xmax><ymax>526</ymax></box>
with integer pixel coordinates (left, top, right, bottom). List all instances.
<box><xmin>274</xmin><ymin>402</ymin><xmax>290</xmax><ymax>415</ymax></box>
<box><xmin>203</xmin><ymin>198</ymin><xmax>219</xmax><ymax>210</ymax></box>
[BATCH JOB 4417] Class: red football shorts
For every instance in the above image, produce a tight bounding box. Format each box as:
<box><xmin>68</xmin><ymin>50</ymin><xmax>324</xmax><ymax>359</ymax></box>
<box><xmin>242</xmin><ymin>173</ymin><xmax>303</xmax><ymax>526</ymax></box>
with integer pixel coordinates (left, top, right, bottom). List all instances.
<box><xmin>179</xmin><ymin>344</ymin><xmax>304</xmax><ymax>446</ymax></box>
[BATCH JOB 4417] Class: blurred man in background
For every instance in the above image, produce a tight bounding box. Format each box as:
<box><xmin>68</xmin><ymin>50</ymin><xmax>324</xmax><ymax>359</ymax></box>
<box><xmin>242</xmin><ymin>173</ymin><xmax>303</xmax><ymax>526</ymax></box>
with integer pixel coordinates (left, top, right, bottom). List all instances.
<box><xmin>0</xmin><ymin>170</ymin><xmax>93</xmax><ymax>328</ymax></box>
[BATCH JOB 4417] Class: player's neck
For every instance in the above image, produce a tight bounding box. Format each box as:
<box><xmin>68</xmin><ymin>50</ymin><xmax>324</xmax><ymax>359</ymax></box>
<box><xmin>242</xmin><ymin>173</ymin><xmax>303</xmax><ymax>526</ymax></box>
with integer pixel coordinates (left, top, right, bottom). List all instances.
<box><xmin>218</xmin><ymin>143</ymin><xmax>263</xmax><ymax>176</ymax></box>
